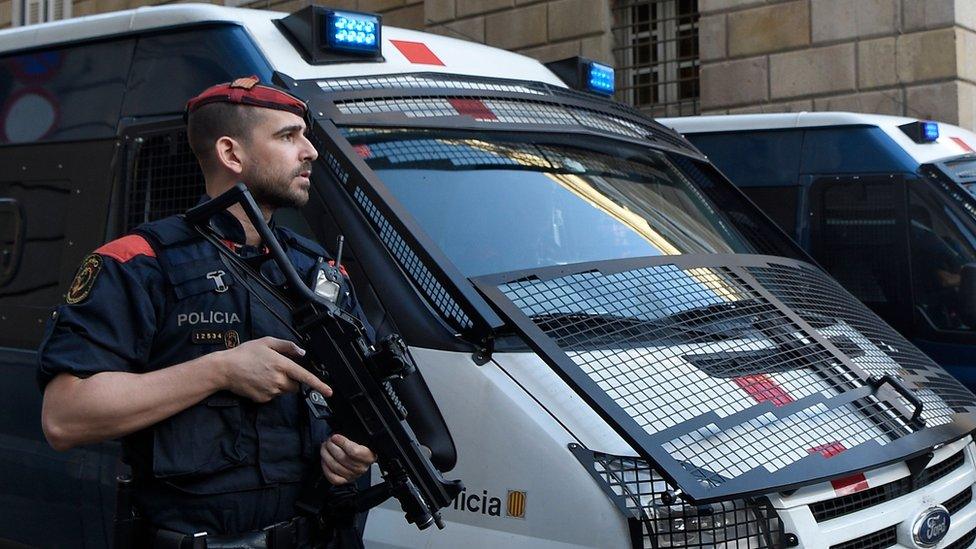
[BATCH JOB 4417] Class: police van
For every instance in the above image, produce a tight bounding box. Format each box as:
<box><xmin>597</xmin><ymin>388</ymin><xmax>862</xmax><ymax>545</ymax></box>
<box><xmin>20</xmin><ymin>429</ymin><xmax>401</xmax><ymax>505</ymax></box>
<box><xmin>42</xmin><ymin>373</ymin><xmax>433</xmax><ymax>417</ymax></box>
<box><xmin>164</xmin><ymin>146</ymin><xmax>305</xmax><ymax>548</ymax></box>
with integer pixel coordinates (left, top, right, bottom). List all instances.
<box><xmin>662</xmin><ymin>113</ymin><xmax>976</xmax><ymax>394</ymax></box>
<box><xmin>2</xmin><ymin>6</ymin><xmax>976</xmax><ymax>549</ymax></box>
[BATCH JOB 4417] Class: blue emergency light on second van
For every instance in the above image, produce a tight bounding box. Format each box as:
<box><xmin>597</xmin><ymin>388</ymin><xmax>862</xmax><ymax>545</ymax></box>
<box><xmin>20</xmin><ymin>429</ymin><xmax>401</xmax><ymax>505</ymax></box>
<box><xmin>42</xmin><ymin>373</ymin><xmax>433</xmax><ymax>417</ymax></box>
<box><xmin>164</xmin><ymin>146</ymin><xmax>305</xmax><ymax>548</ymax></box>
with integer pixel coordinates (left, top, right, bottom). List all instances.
<box><xmin>900</xmin><ymin>120</ymin><xmax>940</xmax><ymax>143</ymax></box>
<box><xmin>587</xmin><ymin>62</ymin><xmax>614</xmax><ymax>95</ymax></box>
<box><xmin>545</xmin><ymin>56</ymin><xmax>615</xmax><ymax>97</ymax></box>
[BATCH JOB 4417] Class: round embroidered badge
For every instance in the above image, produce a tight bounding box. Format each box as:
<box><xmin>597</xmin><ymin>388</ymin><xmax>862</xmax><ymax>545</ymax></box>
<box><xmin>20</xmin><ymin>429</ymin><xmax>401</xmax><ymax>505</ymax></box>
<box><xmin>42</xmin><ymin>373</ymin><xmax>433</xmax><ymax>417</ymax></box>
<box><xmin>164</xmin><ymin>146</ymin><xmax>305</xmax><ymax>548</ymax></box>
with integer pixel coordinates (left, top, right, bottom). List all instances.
<box><xmin>66</xmin><ymin>254</ymin><xmax>102</xmax><ymax>304</ymax></box>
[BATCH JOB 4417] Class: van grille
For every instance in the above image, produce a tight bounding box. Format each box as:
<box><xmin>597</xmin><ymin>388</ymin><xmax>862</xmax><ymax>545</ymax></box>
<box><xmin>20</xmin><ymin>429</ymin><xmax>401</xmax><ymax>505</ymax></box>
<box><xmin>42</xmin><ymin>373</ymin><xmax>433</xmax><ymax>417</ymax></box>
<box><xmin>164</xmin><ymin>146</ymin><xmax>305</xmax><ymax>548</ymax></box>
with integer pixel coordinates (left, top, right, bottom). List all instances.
<box><xmin>829</xmin><ymin>526</ymin><xmax>897</xmax><ymax>549</ymax></box>
<box><xmin>810</xmin><ymin>450</ymin><xmax>965</xmax><ymax>522</ymax></box>
<box><xmin>944</xmin><ymin>486</ymin><xmax>973</xmax><ymax>515</ymax></box>
<box><xmin>947</xmin><ymin>526</ymin><xmax>976</xmax><ymax>549</ymax></box>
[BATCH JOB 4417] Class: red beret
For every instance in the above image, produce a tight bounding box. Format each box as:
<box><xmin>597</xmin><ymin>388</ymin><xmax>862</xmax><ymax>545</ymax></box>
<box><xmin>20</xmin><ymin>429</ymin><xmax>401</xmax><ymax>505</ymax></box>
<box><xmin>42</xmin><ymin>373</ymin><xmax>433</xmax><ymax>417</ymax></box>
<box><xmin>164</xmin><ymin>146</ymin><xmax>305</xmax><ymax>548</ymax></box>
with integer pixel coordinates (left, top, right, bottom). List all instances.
<box><xmin>185</xmin><ymin>76</ymin><xmax>307</xmax><ymax>119</ymax></box>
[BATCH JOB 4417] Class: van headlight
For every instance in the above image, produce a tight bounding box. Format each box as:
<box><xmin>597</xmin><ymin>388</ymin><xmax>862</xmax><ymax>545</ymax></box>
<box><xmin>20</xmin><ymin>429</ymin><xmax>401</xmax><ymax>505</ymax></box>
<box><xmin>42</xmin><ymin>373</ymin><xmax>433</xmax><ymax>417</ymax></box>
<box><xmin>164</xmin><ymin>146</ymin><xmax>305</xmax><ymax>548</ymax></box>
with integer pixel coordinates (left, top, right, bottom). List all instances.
<box><xmin>569</xmin><ymin>444</ymin><xmax>783</xmax><ymax>549</ymax></box>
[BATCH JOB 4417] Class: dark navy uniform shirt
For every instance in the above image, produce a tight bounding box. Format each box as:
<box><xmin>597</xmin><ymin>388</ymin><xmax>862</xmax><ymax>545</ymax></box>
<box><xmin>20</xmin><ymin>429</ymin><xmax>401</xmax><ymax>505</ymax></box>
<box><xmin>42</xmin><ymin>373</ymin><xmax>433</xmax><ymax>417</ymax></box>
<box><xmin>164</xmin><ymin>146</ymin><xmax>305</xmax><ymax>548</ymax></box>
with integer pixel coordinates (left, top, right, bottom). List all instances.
<box><xmin>37</xmin><ymin>204</ymin><xmax>367</xmax><ymax>535</ymax></box>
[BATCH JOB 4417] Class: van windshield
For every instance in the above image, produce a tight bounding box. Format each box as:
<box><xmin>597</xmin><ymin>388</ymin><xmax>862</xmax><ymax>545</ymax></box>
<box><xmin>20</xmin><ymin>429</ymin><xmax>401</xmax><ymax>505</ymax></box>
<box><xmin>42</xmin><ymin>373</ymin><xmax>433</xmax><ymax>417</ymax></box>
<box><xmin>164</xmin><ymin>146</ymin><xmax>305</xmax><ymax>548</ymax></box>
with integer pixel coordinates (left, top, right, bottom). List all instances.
<box><xmin>911</xmin><ymin>171</ymin><xmax>976</xmax><ymax>332</ymax></box>
<box><xmin>346</xmin><ymin>129</ymin><xmax>797</xmax><ymax>277</ymax></box>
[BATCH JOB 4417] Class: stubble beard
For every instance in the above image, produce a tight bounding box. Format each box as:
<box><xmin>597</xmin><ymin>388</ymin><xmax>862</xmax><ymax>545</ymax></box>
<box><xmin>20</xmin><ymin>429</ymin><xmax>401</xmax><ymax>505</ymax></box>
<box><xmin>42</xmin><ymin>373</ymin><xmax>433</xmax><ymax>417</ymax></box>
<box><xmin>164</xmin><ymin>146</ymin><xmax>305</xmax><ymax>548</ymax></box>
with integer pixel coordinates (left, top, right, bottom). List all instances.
<box><xmin>244</xmin><ymin>161</ymin><xmax>312</xmax><ymax>210</ymax></box>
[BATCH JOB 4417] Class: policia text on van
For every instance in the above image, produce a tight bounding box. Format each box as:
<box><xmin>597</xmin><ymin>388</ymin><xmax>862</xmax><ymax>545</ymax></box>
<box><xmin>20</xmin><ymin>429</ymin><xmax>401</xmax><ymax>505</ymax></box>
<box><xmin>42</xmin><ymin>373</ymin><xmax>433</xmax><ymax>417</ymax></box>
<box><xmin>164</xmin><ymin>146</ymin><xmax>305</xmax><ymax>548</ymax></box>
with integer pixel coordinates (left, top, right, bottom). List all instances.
<box><xmin>3</xmin><ymin>5</ymin><xmax>976</xmax><ymax>549</ymax></box>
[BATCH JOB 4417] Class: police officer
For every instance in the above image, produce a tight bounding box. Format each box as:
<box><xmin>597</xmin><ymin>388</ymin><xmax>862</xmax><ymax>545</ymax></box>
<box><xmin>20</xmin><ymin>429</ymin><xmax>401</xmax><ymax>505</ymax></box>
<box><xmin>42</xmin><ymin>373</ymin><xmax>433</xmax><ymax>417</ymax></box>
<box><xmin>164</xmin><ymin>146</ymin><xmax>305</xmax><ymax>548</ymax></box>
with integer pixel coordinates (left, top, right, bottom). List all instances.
<box><xmin>37</xmin><ymin>76</ymin><xmax>376</xmax><ymax>547</ymax></box>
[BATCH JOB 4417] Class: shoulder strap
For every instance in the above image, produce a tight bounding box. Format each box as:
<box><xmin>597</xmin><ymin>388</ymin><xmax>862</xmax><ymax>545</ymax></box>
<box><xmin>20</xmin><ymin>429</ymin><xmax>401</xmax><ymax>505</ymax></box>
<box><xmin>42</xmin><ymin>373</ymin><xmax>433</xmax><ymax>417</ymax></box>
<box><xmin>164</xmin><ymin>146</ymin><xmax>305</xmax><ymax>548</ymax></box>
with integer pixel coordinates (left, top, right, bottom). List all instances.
<box><xmin>277</xmin><ymin>226</ymin><xmax>328</xmax><ymax>259</ymax></box>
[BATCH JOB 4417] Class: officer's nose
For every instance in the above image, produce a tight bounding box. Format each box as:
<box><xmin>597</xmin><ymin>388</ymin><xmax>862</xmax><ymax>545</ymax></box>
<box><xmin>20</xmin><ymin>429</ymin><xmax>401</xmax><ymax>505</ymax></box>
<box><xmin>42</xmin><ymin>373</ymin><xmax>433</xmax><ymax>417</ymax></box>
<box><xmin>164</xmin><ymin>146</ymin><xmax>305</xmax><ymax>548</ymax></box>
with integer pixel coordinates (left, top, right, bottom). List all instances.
<box><xmin>300</xmin><ymin>134</ymin><xmax>318</xmax><ymax>162</ymax></box>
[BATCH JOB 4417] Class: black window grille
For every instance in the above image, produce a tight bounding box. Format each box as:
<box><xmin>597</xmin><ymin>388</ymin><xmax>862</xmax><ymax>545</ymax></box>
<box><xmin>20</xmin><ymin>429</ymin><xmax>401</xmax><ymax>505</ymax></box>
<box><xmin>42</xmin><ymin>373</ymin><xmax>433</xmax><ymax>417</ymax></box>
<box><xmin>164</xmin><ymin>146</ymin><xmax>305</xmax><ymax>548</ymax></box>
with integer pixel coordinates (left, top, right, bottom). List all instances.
<box><xmin>124</xmin><ymin>130</ymin><xmax>205</xmax><ymax>232</ymax></box>
<box><xmin>612</xmin><ymin>0</ymin><xmax>700</xmax><ymax>117</ymax></box>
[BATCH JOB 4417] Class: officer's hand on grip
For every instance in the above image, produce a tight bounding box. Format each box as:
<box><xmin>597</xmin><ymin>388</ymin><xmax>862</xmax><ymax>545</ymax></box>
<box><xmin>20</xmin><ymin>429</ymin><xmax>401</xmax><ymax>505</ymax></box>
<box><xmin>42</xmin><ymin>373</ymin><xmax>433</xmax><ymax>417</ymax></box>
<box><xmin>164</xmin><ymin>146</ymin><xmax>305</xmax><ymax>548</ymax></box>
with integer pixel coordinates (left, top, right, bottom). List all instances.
<box><xmin>321</xmin><ymin>433</ymin><xmax>377</xmax><ymax>485</ymax></box>
<box><xmin>217</xmin><ymin>336</ymin><xmax>333</xmax><ymax>403</ymax></box>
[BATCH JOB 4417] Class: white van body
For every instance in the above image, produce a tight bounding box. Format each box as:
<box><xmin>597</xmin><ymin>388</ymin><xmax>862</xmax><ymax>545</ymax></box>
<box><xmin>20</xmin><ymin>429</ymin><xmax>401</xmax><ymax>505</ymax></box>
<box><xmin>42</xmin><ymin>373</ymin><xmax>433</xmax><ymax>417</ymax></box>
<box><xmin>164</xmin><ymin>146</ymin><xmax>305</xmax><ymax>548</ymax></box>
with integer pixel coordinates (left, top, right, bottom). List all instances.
<box><xmin>661</xmin><ymin>112</ymin><xmax>976</xmax><ymax>167</ymax></box>
<box><xmin>1</xmin><ymin>9</ymin><xmax>975</xmax><ymax>549</ymax></box>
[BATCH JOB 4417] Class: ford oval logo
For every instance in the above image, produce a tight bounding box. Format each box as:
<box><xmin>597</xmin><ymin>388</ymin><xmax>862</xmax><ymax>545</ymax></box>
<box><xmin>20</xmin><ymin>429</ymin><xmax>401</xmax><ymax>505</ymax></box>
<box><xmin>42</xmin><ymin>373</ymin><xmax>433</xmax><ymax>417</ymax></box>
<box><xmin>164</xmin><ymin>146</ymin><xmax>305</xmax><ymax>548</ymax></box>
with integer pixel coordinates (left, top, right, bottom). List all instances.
<box><xmin>913</xmin><ymin>506</ymin><xmax>951</xmax><ymax>548</ymax></box>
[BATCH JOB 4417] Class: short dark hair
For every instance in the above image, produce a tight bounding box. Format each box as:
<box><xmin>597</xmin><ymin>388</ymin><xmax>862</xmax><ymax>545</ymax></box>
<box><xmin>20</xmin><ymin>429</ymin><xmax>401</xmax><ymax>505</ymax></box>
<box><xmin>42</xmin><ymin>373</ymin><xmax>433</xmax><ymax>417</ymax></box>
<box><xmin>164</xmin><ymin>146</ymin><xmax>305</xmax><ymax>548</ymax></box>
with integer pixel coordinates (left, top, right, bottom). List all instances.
<box><xmin>186</xmin><ymin>102</ymin><xmax>265</xmax><ymax>171</ymax></box>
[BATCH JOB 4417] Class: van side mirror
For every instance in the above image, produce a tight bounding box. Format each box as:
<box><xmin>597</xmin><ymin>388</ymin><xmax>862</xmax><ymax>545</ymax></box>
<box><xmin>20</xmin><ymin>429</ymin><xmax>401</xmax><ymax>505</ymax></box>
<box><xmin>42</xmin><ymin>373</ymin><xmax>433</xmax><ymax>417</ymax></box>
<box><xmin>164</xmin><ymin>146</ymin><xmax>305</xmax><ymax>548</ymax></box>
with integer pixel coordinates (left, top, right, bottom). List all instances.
<box><xmin>962</xmin><ymin>263</ymin><xmax>976</xmax><ymax>326</ymax></box>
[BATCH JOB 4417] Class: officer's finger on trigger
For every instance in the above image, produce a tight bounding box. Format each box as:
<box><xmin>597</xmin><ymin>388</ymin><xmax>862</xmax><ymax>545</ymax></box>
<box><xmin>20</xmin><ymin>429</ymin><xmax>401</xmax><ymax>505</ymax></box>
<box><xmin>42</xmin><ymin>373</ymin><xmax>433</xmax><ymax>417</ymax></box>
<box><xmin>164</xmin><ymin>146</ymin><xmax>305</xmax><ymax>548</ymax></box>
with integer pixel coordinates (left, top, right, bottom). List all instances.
<box><xmin>286</xmin><ymin>362</ymin><xmax>333</xmax><ymax>397</ymax></box>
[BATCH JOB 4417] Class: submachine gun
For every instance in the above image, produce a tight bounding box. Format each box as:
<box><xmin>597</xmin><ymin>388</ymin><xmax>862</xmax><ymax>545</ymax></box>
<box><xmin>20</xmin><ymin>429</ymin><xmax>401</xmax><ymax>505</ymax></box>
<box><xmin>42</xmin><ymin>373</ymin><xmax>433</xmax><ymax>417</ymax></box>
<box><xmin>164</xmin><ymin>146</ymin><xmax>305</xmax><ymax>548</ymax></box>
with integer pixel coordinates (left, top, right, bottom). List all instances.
<box><xmin>185</xmin><ymin>183</ymin><xmax>463</xmax><ymax>530</ymax></box>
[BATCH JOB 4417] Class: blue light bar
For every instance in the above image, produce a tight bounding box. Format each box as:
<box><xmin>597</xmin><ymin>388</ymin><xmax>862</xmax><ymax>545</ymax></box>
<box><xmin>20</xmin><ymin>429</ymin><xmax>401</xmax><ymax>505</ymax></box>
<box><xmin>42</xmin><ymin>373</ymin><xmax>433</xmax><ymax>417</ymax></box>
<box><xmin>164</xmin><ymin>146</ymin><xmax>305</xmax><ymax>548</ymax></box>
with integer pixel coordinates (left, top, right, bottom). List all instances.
<box><xmin>587</xmin><ymin>62</ymin><xmax>615</xmax><ymax>96</ymax></box>
<box><xmin>326</xmin><ymin>11</ymin><xmax>380</xmax><ymax>53</ymax></box>
<box><xmin>899</xmin><ymin>120</ymin><xmax>940</xmax><ymax>143</ymax></box>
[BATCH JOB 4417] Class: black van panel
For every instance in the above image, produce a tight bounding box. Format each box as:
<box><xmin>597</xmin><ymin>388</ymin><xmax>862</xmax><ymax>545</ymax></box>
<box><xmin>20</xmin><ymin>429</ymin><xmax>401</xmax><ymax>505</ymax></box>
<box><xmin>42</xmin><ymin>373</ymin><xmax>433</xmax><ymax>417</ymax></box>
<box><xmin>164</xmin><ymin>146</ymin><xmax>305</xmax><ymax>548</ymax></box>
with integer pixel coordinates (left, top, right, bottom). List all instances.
<box><xmin>0</xmin><ymin>39</ymin><xmax>134</xmax><ymax>144</ymax></box>
<box><xmin>0</xmin><ymin>140</ymin><xmax>119</xmax><ymax>349</ymax></box>
<box><xmin>121</xmin><ymin>26</ymin><xmax>272</xmax><ymax>118</ymax></box>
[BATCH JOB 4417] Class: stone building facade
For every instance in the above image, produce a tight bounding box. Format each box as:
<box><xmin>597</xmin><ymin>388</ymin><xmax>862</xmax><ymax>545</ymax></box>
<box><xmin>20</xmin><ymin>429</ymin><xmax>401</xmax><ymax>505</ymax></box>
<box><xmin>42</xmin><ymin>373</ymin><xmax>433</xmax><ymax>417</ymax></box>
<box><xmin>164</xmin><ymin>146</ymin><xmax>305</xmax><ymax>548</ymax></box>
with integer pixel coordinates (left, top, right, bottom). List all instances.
<box><xmin>699</xmin><ymin>0</ymin><xmax>976</xmax><ymax>129</ymax></box>
<box><xmin>6</xmin><ymin>0</ymin><xmax>976</xmax><ymax>128</ymax></box>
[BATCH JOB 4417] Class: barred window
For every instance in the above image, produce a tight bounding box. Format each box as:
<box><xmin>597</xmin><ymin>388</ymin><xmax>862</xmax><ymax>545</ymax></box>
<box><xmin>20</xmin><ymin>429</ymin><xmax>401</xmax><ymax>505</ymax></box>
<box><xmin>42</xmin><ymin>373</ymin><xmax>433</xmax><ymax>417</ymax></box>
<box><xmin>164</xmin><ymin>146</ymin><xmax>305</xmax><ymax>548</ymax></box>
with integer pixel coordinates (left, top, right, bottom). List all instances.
<box><xmin>613</xmin><ymin>0</ymin><xmax>699</xmax><ymax>117</ymax></box>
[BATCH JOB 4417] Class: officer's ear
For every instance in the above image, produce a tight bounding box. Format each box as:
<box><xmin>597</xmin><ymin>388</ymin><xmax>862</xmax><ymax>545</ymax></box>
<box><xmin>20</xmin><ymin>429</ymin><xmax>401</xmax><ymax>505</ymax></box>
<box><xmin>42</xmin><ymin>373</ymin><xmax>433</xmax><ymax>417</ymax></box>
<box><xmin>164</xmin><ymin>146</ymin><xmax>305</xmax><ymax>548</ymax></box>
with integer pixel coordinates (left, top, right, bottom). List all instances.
<box><xmin>214</xmin><ymin>136</ymin><xmax>245</xmax><ymax>176</ymax></box>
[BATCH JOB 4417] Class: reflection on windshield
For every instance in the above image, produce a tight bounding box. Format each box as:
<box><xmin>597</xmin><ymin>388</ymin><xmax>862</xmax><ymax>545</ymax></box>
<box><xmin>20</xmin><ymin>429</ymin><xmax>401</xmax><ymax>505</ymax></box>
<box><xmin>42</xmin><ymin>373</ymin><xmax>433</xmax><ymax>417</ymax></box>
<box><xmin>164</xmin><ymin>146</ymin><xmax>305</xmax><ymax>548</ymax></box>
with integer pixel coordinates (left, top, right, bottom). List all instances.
<box><xmin>347</xmin><ymin>130</ymin><xmax>755</xmax><ymax>277</ymax></box>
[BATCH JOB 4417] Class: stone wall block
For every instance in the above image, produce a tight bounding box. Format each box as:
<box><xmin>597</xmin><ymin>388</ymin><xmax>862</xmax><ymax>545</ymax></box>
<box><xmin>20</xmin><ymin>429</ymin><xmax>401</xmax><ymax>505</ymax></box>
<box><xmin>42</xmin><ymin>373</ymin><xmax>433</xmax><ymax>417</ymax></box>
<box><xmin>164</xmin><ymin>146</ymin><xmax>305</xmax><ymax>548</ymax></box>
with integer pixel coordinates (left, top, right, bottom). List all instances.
<box><xmin>896</xmin><ymin>28</ymin><xmax>957</xmax><ymax>84</ymax></box>
<box><xmin>699</xmin><ymin>0</ymin><xmax>764</xmax><ymax>15</ymax></box>
<box><xmin>811</xmin><ymin>0</ymin><xmax>897</xmax><ymax>43</ymax></box>
<box><xmin>699</xmin><ymin>14</ymin><xmax>726</xmax><ymax>61</ymax></box>
<box><xmin>770</xmin><ymin>43</ymin><xmax>856</xmax><ymax>98</ymax></box>
<box><xmin>728</xmin><ymin>1</ymin><xmax>810</xmax><ymax>57</ymax></box>
<box><xmin>858</xmin><ymin>37</ymin><xmax>897</xmax><ymax>89</ymax></box>
<box><xmin>267</xmin><ymin>0</ymin><xmax>308</xmax><ymax>13</ymax></box>
<box><xmin>906</xmin><ymin>81</ymin><xmax>960</xmax><ymax>124</ymax></box>
<box><xmin>73</xmin><ymin>0</ymin><xmax>94</xmax><ymax>17</ymax></box>
<box><xmin>958</xmin><ymin>0</ymin><xmax>976</xmax><ymax>33</ymax></box>
<box><xmin>383</xmin><ymin>3</ymin><xmax>423</xmax><ymax>29</ymax></box>
<box><xmin>902</xmin><ymin>0</ymin><xmax>954</xmax><ymax>32</ymax></box>
<box><xmin>485</xmin><ymin>3</ymin><xmax>547</xmax><ymax>50</ymax></box>
<box><xmin>726</xmin><ymin>105</ymin><xmax>764</xmax><ymax>114</ymax></box>
<box><xmin>957</xmin><ymin>28</ymin><xmax>976</xmax><ymax>83</ymax></box>
<box><xmin>548</xmin><ymin>0</ymin><xmax>609</xmax><ymax>41</ymax></box>
<box><xmin>958</xmin><ymin>81</ymin><xmax>976</xmax><ymax>129</ymax></box>
<box><xmin>429</xmin><ymin>15</ymin><xmax>485</xmax><ymax>43</ymax></box>
<box><xmin>812</xmin><ymin>90</ymin><xmax>903</xmax><ymax>115</ymax></box>
<box><xmin>358</xmin><ymin>0</ymin><xmax>406</xmax><ymax>12</ymax></box>
<box><xmin>580</xmin><ymin>34</ymin><xmax>613</xmax><ymax>64</ymax></box>
<box><xmin>700</xmin><ymin>56</ymin><xmax>769</xmax><ymax>109</ymax></box>
<box><xmin>94</xmin><ymin>0</ymin><xmax>131</xmax><ymax>14</ymax></box>
<box><xmin>424</xmin><ymin>0</ymin><xmax>454</xmax><ymax>25</ymax></box>
<box><xmin>521</xmin><ymin>40</ymin><xmax>580</xmax><ymax>63</ymax></box>
<box><xmin>738</xmin><ymin>99</ymin><xmax>813</xmax><ymax>113</ymax></box>
<box><xmin>457</xmin><ymin>0</ymin><xmax>513</xmax><ymax>18</ymax></box>
<box><xmin>0</xmin><ymin>0</ymin><xmax>12</xmax><ymax>25</ymax></box>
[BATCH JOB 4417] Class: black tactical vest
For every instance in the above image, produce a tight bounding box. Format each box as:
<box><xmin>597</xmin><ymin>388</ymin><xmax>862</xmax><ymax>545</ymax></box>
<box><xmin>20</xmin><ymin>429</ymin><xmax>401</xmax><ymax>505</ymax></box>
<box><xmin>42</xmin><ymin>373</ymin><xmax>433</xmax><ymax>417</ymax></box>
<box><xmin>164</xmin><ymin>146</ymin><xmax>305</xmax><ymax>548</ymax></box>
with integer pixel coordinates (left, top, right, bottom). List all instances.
<box><xmin>129</xmin><ymin>214</ymin><xmax>336</xmax><ymax>496</ymax></box>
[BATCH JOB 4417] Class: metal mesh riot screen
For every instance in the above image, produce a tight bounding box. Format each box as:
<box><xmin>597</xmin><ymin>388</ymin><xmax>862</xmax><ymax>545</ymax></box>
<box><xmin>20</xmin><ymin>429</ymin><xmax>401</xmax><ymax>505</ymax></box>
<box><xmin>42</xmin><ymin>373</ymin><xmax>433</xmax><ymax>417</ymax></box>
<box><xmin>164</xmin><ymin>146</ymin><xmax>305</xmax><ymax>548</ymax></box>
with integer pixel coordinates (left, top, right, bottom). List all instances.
<box><xmin>317</xmin><ymin>71</ymin><xmax>689</xmax><ymax>150</ymax></box>
<box><xmin>570</xmin><ymin>445</ymin><xmax>783</xmax><ymax>549</ymax></box>
<box><xmin>473</xmin><ymin>254</ymin><xmax>976</xmax><ymax>500</ymax></box>
<box><xmin>334</xmin><ymin>95</ymin><xmax>653</xmax><ymax>141</ymax></box>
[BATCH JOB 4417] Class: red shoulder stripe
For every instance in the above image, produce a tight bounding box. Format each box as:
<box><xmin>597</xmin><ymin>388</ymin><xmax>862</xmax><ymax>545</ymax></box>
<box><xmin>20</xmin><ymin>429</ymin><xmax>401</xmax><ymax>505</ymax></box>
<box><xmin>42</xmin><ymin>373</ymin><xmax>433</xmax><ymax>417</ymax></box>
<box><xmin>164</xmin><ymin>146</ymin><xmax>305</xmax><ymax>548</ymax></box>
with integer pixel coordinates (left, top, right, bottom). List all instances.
<box><xmin>95</xmin><ymin>235</ymin><xmax>156</xmax><ymax>263</ymax></box>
